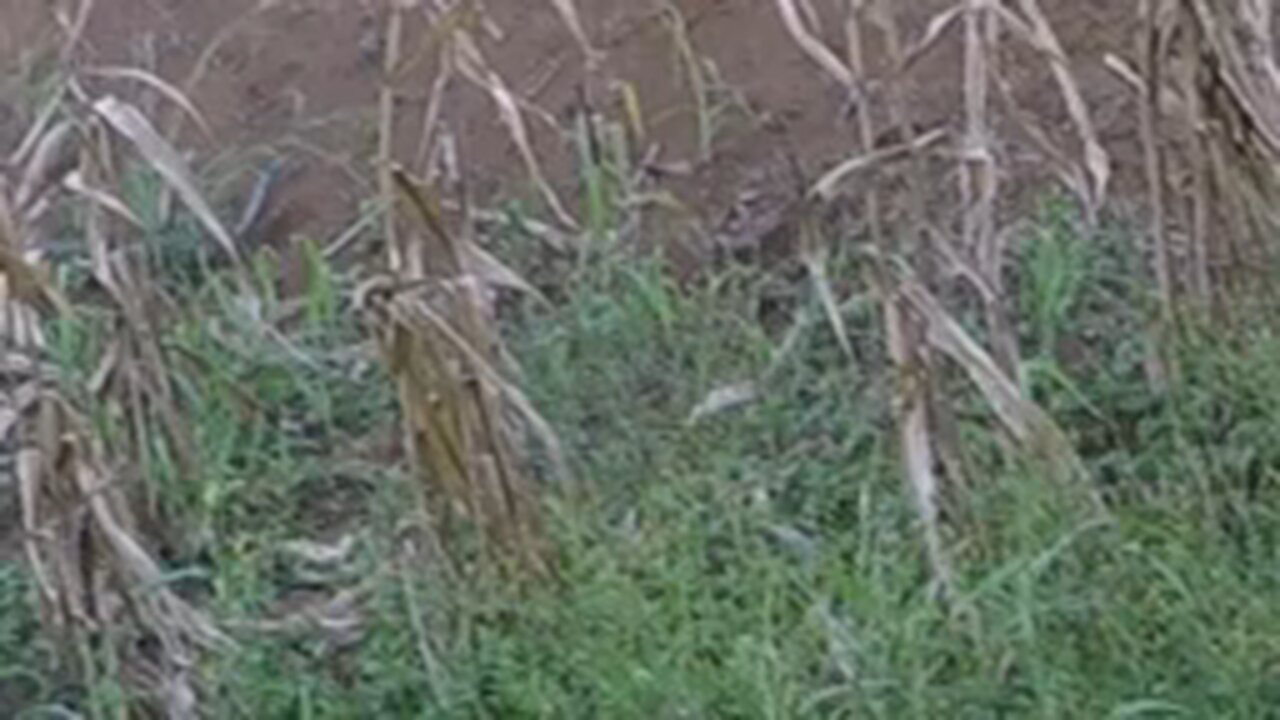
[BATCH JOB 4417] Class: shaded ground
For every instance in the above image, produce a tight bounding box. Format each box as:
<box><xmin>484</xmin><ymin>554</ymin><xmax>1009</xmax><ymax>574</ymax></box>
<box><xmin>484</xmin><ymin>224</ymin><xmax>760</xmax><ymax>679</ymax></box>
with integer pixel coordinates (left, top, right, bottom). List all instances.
<box><xmin>1</xmin><ymin>0</ymin><xmax>1138</xmax><ymax>267</ymax></box>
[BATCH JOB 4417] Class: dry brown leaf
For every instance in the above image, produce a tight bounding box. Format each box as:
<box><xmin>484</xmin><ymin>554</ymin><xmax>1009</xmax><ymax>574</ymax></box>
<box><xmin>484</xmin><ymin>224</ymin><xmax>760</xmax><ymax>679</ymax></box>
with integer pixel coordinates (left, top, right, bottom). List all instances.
<box><xmin>810</xmin><ymin>128</ymin><xmax>947</xmax><ymax>199</ymax></box>
<box><xmin>92</xmin><ymin>96</ymin><xmax>242</xmax><ymax>264</ymax></box>
<box><xmin>63</xmin><ymin>170</ymin><xmax>144</xmax><ymax>229</ymax></box>
<box><xmin>1011</xmin><ymin>0</ymin><xmax>1111</xmax><ymax>207</ymax></box>
<box><xmin>899</xmin><ymin>276</ymin><xmax>1086</xmax><ymax>481</ymax></box>
<box><xmin>86</xmin><ymin>66</ymin><xmax>213</xmax><ymax>139</ymax></box>
<box><xmin>453</xmin><ymin>33</ymin><xmax>579</xmax><ymax>231</ymax></box>
<box><xmin>0</xmin><ymin>243</ymin><xmax>73</xmax><ymax>319</ymax></box>
<box><xmin>405</xmin><ymin>295</ymin><xmax>567</xmax><ymax>483</ymax></box>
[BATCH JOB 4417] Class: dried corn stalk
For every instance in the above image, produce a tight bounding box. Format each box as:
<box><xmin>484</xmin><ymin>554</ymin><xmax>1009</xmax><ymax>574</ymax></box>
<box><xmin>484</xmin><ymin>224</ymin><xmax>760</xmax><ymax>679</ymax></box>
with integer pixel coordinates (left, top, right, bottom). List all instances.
<box><xmin>777</xmin><ymin>0</ymin><xmax>1112</xmax><ymax>590</ymax></box>
<box><xmin>371</xmin><ymin>7</ymin><xmax>562</xmax><ymax>576</ymax></box>
<box><xmin>824</xmin><ymin>0</ymin><xmax>953</xmax><ymax>593</ymax></box>
<box><xmin>2</xmin><ymin>99</ymin><xmax>225</xmax><ymax>717</ymax></box>
<box><xmin>1142</xmin><ymin>0</ymin><xmax>1280</xmax><ymax>314</ymax></box>
<box><xmin>358</xmin><ymin>167</ymin><xmax>559</xmax><ymax>577</ymax></box>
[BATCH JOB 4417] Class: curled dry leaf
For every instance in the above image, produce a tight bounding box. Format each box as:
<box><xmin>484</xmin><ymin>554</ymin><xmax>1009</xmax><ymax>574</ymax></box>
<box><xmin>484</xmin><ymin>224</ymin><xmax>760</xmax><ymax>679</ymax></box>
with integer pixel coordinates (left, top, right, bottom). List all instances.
<box><xmin>810</xmin><ymin>128</ymin><xmax>947</xmax><ymax>199</ymax></box>
<box><xmin>63</xmin><ymin>170</ymin><xmax>145</xmax><ymax>229</ymax></box>
<box><xmin>92</xmin><ymin>96</ymin><xmax>242</xmax><ymax>264</ymax></box>
<box><xmin>898</xmin><ymin>276</ymin><xmax>1088</xmax><ymax>484</ymax></box>
<box><xmin>85</xmin><ymin>66</ymin><xmax>213</xmax><ymax>138</ymax></box>
<box><xmin>687</xmin><ymin>381</ymin><xmax>759</xmax><ymax>425</ymax></box>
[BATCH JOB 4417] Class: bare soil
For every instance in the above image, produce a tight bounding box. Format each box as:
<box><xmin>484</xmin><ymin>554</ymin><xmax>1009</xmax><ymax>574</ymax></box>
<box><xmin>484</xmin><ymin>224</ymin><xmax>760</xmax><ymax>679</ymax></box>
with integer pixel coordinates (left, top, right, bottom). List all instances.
<box><xmin>1</xmin><ymin>0</ymin><xmax>1139</xmax><ymax>268</ymax></box>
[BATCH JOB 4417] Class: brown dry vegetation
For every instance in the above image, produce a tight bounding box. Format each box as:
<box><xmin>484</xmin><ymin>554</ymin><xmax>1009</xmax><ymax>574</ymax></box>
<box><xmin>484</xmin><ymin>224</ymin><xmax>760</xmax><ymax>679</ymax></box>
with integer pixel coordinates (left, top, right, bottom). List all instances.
<box><xmin>3</xmin><ymin>0</ymin><xmax>1280</xmax><ymax>717</ymax></box>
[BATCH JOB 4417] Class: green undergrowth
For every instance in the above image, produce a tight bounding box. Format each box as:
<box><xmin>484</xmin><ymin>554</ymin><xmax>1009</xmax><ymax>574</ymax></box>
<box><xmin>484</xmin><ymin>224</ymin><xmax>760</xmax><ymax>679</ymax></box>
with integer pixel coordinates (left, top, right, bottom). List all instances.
<box><xmin>5</xmin><ymin>188</ymin><xmax>1280</xmax><ymax>718</ymax></box>
<box><xmin>405</xmin><ymin>231</ymin><xmax>1280</xmax><ymax>719</ymax></box>
<box><xmin>210</xmin><ymin>212</ymin><xmax>1280</xmax><ymax>717</ymax></box>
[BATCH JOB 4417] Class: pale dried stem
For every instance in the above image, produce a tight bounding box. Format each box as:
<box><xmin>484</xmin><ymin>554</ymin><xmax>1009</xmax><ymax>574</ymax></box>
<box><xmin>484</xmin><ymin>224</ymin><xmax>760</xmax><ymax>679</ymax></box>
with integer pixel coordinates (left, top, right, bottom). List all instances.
<box><xmin>415</xmin><ymin>46</ymin><xmax>455</xmax><ymax>178</ymax></box>
<box><xmin>778</xmin><ymin>0</ymin><xmax>856</xmax><ymax>89</ymax></box>
<box><xmin>1011</xmin><ymin>0</ymin><xmax>1110</xmax><ymax>216</ymax></box>
<box><xmin>381</xmin><ymin>2</ymin><xmax>406</xmax><ymax>273</ymax></box>
<box><xmin>873</xmin><ymin>0</ymin><xmax>953</xmax><ymax>596</ymax></box>
<box><xmin>1142</xmin><ymin>0</ymin><xmax>1174</xmax><ymax>321</ymax></box>
<box><xmin>453</xmin><ymin>31</ymin><xmax>579</xmax><ymax>231</ymax></box>
<box><xmin>545</xmin><ymin>0</ymin><xmax>603</xmax><ymax>67</ymax></box>
<box><xmin>3</xmin><ymin>138</ymin><xmax>225</xmax><ymax>718</ymax></box>
<box><xmin>1180</xmin><ymin>16</ymin><xmax>1212</xmax><ymax>302</ymax></box>
<box><xmin>961</xmin><ymin>0</ymin><xmax>1018</xmax><ymax>376</ymax></box>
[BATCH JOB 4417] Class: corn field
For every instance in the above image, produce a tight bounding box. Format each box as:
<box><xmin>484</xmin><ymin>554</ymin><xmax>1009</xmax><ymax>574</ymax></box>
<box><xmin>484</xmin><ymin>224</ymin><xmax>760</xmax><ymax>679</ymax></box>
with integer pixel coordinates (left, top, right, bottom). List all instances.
<box><xmin>2</xmin><ymin>0</ymin><xmax>1280</xmax><ymax>716</ymax></box>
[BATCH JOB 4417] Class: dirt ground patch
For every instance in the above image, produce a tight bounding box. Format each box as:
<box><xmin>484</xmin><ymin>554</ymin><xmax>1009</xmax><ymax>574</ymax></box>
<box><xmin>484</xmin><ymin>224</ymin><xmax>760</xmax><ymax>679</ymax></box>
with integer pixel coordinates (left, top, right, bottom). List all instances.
<box><xmin>1</xmin><ymin>0</ymin><xmax>1139</xmax><ymax>271</ymax></box>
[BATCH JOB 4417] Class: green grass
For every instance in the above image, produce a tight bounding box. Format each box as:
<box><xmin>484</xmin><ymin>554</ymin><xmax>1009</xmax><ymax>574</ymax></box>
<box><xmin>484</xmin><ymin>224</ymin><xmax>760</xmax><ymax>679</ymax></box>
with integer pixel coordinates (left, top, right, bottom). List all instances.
<box><xmin>406</xmin><ymin>243</ymin><xmax>1280</xmax><ymax>719</ymax></box>
<box><xmin>0</xmin><ymin>563</ymin><xmax>57</xmax><ymax>714</ymax></box>
<box><xmin>193</xmin><ymin>229</ymin><xmax>1280</xmax><ymax>717</ymax></box>
<box><xmin>8</xmin><ymin>170</ymin><xmax>1280</xmax><ymax>719</ymax></box>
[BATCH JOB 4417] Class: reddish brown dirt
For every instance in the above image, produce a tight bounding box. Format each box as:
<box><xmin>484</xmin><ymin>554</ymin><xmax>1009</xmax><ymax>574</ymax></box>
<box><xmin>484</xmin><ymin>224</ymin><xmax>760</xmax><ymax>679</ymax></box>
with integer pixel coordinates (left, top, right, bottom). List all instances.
<box><xmin>1</xmin><ymin>0</ymin><xmax>1139</xmax><ymax>269</ymax></box>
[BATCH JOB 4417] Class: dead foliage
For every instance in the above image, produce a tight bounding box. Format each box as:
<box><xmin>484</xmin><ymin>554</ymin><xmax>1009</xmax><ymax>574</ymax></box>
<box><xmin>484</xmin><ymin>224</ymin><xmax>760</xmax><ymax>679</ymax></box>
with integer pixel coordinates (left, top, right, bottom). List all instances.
<box><xmin>778</xmin><ymin>0</ymin><xmax>1280</xmax><ymax>592</ymax></box>
<box><xmin>359</xmin><ymin>1</ymin><xmax>566</xmax><ymax>580</ymax></box>
<box><xmin>356</xmin><ymin>167</ymin><xmax>561</xmax><ymax>578</ymax></box>
<box><xmin>2</xmin><ymin>80</ymin><xmax>230</xmax><ymax>717</ymax></box>
<box><xmin>1119</xmin><ymin>0</ymin><xmax>1280</xmax><ymax>320</ymax></box>
<box><xmin>778</xmin><ymin>0</ymin><xmax>1112</xmax><ymax>594</ymax></box>
<box><xmin>7</xmin><ymin>0</ymin><xmax>1280</xmax><ymax>711</ymax></box>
